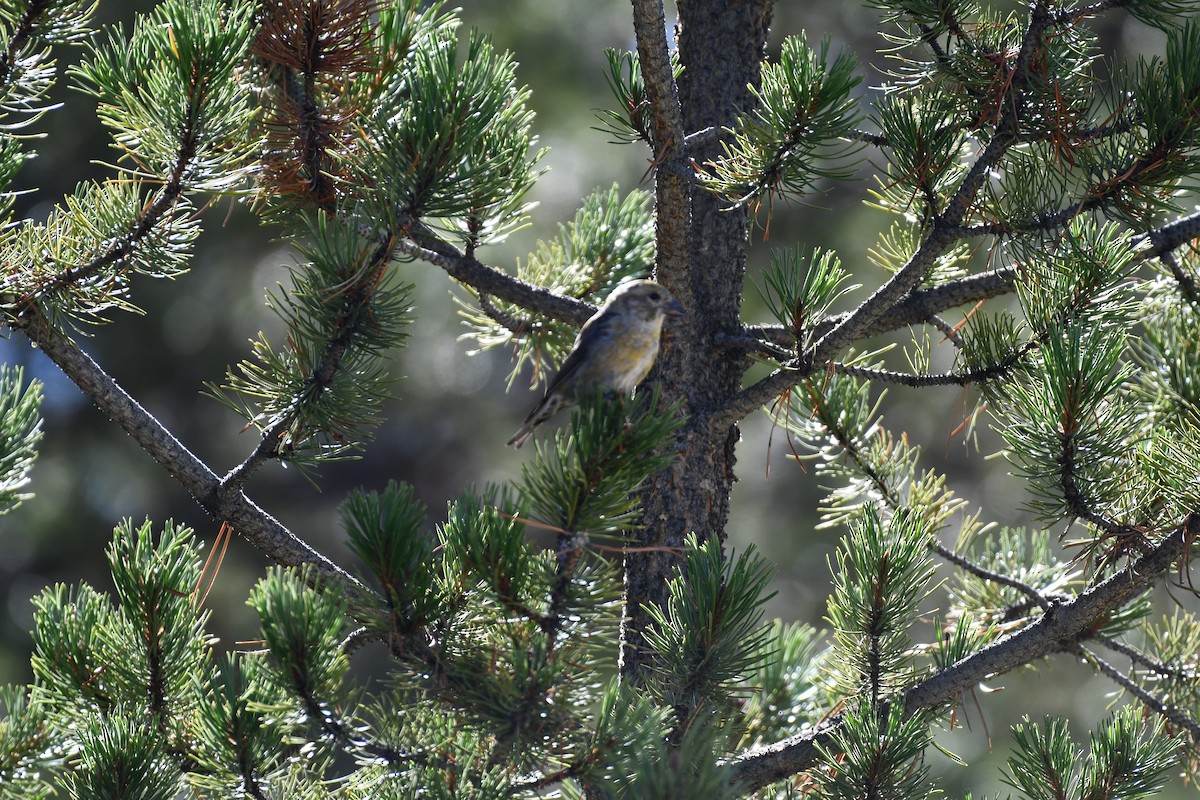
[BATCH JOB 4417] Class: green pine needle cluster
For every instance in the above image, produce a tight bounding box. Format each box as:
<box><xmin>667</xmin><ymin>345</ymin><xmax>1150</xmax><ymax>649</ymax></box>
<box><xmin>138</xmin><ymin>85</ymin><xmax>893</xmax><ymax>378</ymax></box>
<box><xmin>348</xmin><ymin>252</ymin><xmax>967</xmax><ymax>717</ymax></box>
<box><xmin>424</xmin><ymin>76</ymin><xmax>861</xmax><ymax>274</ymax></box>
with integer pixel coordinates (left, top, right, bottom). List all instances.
<box><xmin>1003</xmin><ymin>710</ymin><xmax>1179</xmax><ymax>800</ymax></box>
<box><xmin>0</xmin><ymin>384</ymin><xmax>826</xmax><ymax>798</ymax></box>
<box><xmin>0</xmin><ymin>365</ymin><xmax>41</xmax><ymax>516</ymax></box>
<box><xmin>0</xmin><ymin>0</ymin><xmax>94</xmax><ymax>221</ymax></box>
<box><xmin>521</xmin><ymin>389</ymin><xmax>685</xmax><ymax>536</ymax></box>
<box><xmin>947</xmin><ymin>527</ymin><xmax>1077</xmax><ymax>630</ymax></box>
<box><xmin>872</xmin><ymin>89</ymin><xmax>969</xmax><ymax>220</ymax></box>
<box><xmin>0</xmin><ymin>395</ymin><xmax>769</xmax><ymax>797</ymax></box>
<box><xmin>813</xmin><ymin>703</ymin><xmax>936</xmax><ymax>800</ymax></box>
<box><xmin>776</xmin><ymin>368</ymin><xmax>968</xmax><ymax>533</ymax></box>
<box><xmin>826</xmin><ymin>508</ymin><xmax>935</xmax><ymax>700</ymax></box>
<box><xmin>731</xmin><ymin>620</ymin><xmax>829</xmax><ymax>750</ymax></box>
<box><xmin>70</xmin><ymin>0</ymin><xmax>259</xmax><ymax>191</ymax></box>
<box><xmin>594</xmin><ymin>47</ymin><xmax>683</xmax><ymax>147</ymax></box>
<box><xmin>9</xmin><ymin>180</ymin><xmax>200</xmax><ymax>325</ymax></box>
<box><xmin>645</xmin><ymin>536</ymin><xmax>776</xmax><ymax>730</ymax></box>
<box><xmin>757</xmin><ymin>245</ymin><xmax>858</xmax><ymax>349</ymax></box>
<box><xmin>210</xmin><ymin>216</ymin><xmax>414</xmax><ymax>465</ymax></box>
<box><xmin>701</xmin><ymin>32</ymin><xmax>864</xmax><ymax>206</ymax></box>
<box><xmin>356</xmin><ymin>23</ymin><xmax>542</xmax><ymax>242</ymax></box>
<box><xmin>2</xmin><ymin>0</ymin><xmax>256</xmax><ymax>330</ymax></box>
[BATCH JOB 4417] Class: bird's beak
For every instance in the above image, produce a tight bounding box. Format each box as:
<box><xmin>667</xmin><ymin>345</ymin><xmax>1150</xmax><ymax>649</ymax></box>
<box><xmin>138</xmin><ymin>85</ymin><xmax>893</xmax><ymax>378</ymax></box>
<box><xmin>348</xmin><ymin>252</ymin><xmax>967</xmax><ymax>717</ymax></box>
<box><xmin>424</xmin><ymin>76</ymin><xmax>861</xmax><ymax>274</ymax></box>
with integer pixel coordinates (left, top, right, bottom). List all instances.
<box><xmin>664</xmin><ymin>299</ymin><xmax>685</xmax><ymax>317</ymax></box>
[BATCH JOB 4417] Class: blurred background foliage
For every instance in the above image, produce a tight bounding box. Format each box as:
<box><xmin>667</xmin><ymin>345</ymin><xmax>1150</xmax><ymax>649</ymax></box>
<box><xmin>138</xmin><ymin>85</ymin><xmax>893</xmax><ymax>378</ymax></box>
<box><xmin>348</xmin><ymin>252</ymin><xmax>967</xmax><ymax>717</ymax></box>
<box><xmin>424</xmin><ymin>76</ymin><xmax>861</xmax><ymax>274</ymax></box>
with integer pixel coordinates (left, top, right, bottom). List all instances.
<box><xmin>0</xmin><ymin>1</ymin><xmax>1183</xmax><ymax>796</ymax></box>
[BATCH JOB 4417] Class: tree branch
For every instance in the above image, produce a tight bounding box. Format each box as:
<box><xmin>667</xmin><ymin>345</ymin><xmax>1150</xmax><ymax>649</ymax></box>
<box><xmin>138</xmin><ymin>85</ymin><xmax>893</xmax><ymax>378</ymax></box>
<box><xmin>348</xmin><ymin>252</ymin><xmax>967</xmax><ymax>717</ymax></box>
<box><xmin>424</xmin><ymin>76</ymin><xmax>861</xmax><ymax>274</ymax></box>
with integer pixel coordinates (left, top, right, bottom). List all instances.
<box><xmin>629</xmin><ymin>0</ymin><xmax>690</xmax><ymax>291</ymax></box>
<box><xmin>852</xmin><ymin>128</ymin><xmax>889</xmax><ymax>147</ymax></box>
<box><xmin>742</xmin><ymin>268</ymin><xmax>1018</xmax><ymax>353</ymax></box>
<box><xmin>630</xmin><ymin>0</ymin><xmax>686</xmax><ymax>166</ymax></box>
<box><xmin>809</xmin><ymin>135</ymin><xmax>1012</xmax><ymax>368</ymax></box>
<box><xmin>712</xmin><ymin>205</ymin><xmax>1200</xmax><ymax>431</ymax></box>
<box><xmin>1157</xmin><ymin>249</ymin><xmax>1198</xmax><ymax>304</ymax></box>
<box><xmin>11</xmin><ymin>313</ymin><xmax>368</xmax><ymax>599</ymax></box>
<box><xmin>1140</xmin><ymin>210</ymin><xmax>1200</xmax><ymax>264</ymax></box>
<box><xmin>20</xmin><ymin>92</ymin><xmax>204</xmax><ymax>314</ymax></box>
<box><xmin>954</xmin><ymin>196</ymin><xmax>1103</xmax><ymax>239</ymax></box>
<box><xmin>684</xmin><ymin>125</ymin><xmax>722</xmax><ymax>149</ymax></box>
<box><xmin>926</xmin><ymin>314</ymin><xmax>964</xmax><ymax>347</ymax></box>
<box><xmin>387</xmin><ymin>234</ymin><xmax>593</xmax><ymax>327</ymax></box>
<box><xmin>1058</xmin><ymin>425</ymin><xmax>1148</xmax><ymax>548</ymax></box>
<box><xmin>301</xmin><ymin>692</ymin><xmax>430</xmax><ymax>769</ymax></box>
<box><xmin>704</xmin><ymin>362</ymin><xmax>811</xmax><ymax>443</ymax></box>
<box><xmin>1050</xmin><ymin>0</ymin><xmax>1130</xmax><ymax>24</ymax></box>
<box><xmin>1074</xmin><ymin>643</ymin><xmax>1200</xmax><ymax>744</ymax></box>
<box><xmin>713</xmin><ymin>210</ymin><xmax>1196</xmax><ymax>421</ymax></box>
<box><xmin>704</xmin><ymin>268</ymin><xmax>1021</xmax><ymax>432</ymax></box>
<box><xmin>930</xmin><ymin>541</ymin><xmax>1054</xmax><ymax>612</ymax></box>
<box><xmin>730</xmin><ymin>517</ymin><xmax>1193</xmax><ymax>792</ymax></box>
<box><xmin>1094</xmin><ymin>634</ymin><xmax>1196</xmax><ymax>684</ymax></box>
<box><xmin>833</xmin><ymin>347</ymin><xmax>1029</xmax><ymax>388</ymax></box>
<box><xmin>809</xmin><ymin>0</ymin><xmax>1055</xmax><ymax>367</ymax></box>
<box><xmin>477</xmin><ymin>292</ymin><xmax>530</xmax><ymax>335</ymax></box>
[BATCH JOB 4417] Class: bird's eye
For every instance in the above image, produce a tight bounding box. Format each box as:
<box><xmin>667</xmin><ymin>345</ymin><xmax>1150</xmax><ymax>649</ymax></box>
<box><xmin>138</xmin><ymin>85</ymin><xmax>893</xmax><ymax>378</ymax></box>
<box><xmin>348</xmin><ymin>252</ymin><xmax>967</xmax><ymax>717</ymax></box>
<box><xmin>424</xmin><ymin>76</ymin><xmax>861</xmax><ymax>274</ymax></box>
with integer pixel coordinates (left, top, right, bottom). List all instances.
<box><xmin>649</xmin><ymin>291</ymin><xmax>661</xmax><ymax>301</ymax></box>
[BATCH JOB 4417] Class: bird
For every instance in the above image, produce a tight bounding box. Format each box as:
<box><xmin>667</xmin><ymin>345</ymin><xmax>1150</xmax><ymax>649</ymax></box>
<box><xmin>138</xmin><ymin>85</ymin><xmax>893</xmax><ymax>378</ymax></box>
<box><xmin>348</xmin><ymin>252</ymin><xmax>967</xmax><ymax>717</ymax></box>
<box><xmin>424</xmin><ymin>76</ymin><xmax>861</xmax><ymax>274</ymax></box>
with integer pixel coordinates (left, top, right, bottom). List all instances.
<box><xmin>507</xmin><ymin>279</ymin><xmax>684</xmax><ymax>448</ymax></box>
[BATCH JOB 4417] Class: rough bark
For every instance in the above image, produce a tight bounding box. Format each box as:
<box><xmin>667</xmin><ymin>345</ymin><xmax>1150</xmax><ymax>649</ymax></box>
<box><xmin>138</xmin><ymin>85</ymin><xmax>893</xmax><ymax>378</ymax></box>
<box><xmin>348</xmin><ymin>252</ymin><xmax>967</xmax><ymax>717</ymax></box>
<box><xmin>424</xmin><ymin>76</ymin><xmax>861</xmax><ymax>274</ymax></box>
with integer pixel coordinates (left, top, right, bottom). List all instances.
<box><xmin>620</xmin><ymin>0</ymin><xmax>773</xmax><ymax>682</ymax></box>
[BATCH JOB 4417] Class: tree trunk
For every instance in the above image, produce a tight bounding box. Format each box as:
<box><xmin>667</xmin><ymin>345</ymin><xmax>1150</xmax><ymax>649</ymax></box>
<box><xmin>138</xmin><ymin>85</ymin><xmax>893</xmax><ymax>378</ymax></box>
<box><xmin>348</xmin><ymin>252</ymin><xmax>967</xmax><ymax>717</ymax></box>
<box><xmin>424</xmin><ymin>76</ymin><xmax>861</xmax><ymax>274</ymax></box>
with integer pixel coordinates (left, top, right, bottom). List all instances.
<box><xmin>620</xmin><ymin>0</ymin><xmax>773</xmax><ymax>682</ymax></box>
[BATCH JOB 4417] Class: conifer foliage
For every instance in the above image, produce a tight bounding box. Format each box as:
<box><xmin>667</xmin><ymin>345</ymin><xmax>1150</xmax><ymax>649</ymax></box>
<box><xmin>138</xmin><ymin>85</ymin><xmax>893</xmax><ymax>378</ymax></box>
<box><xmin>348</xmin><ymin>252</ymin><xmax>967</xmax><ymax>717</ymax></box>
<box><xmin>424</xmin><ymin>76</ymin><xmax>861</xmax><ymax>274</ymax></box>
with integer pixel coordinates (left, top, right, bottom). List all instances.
<box><xmin>1</xmin><ymin>0</ymin><xmax>1200</xmax><ymax>797</ymax></box>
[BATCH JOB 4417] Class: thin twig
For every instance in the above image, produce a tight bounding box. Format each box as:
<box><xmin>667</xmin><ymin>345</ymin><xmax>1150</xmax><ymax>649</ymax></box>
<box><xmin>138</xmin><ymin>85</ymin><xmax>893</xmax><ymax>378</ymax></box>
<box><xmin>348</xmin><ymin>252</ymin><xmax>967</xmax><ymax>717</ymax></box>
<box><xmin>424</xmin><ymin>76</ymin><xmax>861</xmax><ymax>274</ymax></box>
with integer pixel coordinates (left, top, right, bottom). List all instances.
<box><xmin>221</xmin><ymin>235</ymin><xmax>397</xmax><ymax>491</ymax></box>
<box><xmin>1049</xmin><ymin>0</ymin><xmax>1130</xmax><ymax>24</ymax></box>
<box><xmin>926</xmin><ymin>314</ymin><xmax>964</xmax><ymax>347</ymax></box>
<box><xmin>1094</xmin><ymin>635</ymin><xmax>1197</xmax><ymax>683</ymax></box>
<box><xmin>304</xmin><ymin>695</ymin><xmax>431</xmax><ymax>768</ymax></box>
<box><xmin>1157</xmin><ymin>249</ymin><xmax>1199</xmax><ymax>304</ymax></box>
<box><xmin>1058</xmin><ymin>431</ymin><xmax>1150</xmax><ymax>547</ymax></box>
<box><xmin>712</xmin><ymin>330</ymin><xmax>795</xmax><ymax>358</ymax></box>
<box><xmin>389</xmin><ymin>235</ymin><xmax>593</xmax><ymax>327</ymax></box>
<box><xmin>747</xmin><ymin>269</ymin><xmax>1019</xmax><ymax>353</ymax></box>
<box><xmin>478</xmin><ymin>292</ymin><xmax>530</xmax><ymax>336</ymax></box>
<box><xmin>833</xmin><ymin>351</ymin><xmax>1026</xmax><ymax>388</ymax></box>
<box><xmin>684</xmin><ymin>125</ymin><xmax>722</xmax><ymax>149</ymax></box>
<box><xmin>511</xmin><ymin>752</ymin><xmax>602</xmax><ymax>793</ymax></box>
<box><xmin>931</xmin><ymin>541</ymin><xmax>1053</xmax><ymax>611</ymax></box>
<box><xmin>811</xmin><ymin>138</ymin><xmax>1011</xmax><ymax>367</ymax></box>
<box><xmin>852</xmin><ymin>128</ymin><xmax>889</xmax><ymax>147</ymax></box>
<box><xmin>0</xmin><ymin>0</ymin><xmax>52</xmax><ymax>90</ymax></box>
<box><xmin>340</xmin><ymin>626</ymin><xmax>372</xmax><ymax>655</ymax></box>
<box><xmin>1074</xmin><ymin>643</ymin><xmax>1200</xmax><ymax>744</ymax></box>
<box><xmin>20</xmin><ymin>101</ymin><xmax>201</xmax><ymax>312</ymax></box>
<box><xmin>953</xmin><ymin>197</ymin><xmax>1095</xmax><ymax>238</ymax></box>
<box><xmin>708</xmin><ymin>274</ymin><xmax>1024</xmax><ymax>432</ymax></box>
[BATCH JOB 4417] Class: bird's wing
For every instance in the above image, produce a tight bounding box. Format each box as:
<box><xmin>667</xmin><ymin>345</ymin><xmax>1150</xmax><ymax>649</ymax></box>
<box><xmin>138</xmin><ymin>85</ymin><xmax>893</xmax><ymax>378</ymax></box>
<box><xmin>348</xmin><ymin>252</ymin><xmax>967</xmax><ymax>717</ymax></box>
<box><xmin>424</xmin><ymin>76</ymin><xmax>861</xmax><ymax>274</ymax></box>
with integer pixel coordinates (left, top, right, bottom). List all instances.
<box><xmin>538</xmin><ymin>311</ymin><xmax>616</xmax><ymax>400</ymax></box>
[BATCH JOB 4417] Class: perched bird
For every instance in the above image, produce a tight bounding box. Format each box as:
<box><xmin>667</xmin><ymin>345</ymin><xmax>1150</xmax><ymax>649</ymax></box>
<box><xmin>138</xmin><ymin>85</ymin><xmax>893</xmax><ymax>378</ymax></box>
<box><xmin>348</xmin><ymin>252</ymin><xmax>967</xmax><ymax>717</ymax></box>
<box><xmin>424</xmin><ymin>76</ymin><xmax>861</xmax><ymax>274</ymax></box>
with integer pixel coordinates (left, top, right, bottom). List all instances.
<box><xmin>507</xmin><ymin>279</ymin><xmax>684</xmax><ymax>448</ymax></box>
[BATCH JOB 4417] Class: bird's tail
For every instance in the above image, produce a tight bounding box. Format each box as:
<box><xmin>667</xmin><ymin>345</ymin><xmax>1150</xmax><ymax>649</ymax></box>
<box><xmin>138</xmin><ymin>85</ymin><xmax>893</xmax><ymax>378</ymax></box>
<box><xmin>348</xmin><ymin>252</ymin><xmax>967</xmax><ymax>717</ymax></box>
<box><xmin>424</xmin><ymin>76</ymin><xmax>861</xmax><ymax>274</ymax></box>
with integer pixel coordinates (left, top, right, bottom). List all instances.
<box><xmin>506</xmin><ymin>425</ymin><xmax>534</xmax><ymax>448</ymax></box>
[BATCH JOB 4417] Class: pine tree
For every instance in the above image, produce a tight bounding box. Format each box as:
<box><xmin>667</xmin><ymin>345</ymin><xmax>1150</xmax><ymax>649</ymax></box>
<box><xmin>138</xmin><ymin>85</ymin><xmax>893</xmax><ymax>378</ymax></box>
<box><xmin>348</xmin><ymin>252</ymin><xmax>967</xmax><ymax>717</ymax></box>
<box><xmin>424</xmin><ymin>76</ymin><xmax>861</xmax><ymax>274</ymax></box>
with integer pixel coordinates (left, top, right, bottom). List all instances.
<box><xmin>1</xmin><ymin>0</ymin><xmax>1200</xmax><ymax>797</ymax></box>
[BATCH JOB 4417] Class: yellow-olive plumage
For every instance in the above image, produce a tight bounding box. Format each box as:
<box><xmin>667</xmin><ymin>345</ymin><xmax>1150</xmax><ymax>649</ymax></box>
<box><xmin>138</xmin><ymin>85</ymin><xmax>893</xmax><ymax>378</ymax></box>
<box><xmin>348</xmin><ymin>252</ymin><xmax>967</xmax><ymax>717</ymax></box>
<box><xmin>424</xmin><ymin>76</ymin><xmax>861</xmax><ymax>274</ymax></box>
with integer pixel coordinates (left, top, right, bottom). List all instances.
<box><xmin>507</xmin><ymin>279</ymin><xmax>684</xmax><ymax>448</ymax></box>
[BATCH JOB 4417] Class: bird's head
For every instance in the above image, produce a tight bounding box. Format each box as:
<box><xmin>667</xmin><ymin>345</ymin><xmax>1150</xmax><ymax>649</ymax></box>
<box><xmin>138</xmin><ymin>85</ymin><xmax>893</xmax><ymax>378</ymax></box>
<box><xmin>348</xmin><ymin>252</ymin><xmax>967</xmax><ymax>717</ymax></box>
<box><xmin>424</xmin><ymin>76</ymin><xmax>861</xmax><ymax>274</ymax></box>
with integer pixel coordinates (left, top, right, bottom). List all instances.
<box><xmin>606</xmin><ymin>279</ymin><xmax>685</xmax><ymax>321</ymax></box>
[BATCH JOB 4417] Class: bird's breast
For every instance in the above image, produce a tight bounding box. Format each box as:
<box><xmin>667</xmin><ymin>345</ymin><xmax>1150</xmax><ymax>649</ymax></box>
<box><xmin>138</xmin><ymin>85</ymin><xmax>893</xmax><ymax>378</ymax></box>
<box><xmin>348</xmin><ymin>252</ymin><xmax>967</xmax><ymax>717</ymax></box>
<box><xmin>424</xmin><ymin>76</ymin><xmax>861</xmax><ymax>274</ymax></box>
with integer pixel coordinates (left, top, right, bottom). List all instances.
<box><xmin>609</xmin><ymin>331</ymin><xmax>660</xmax><ymax>390</ymax></box>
